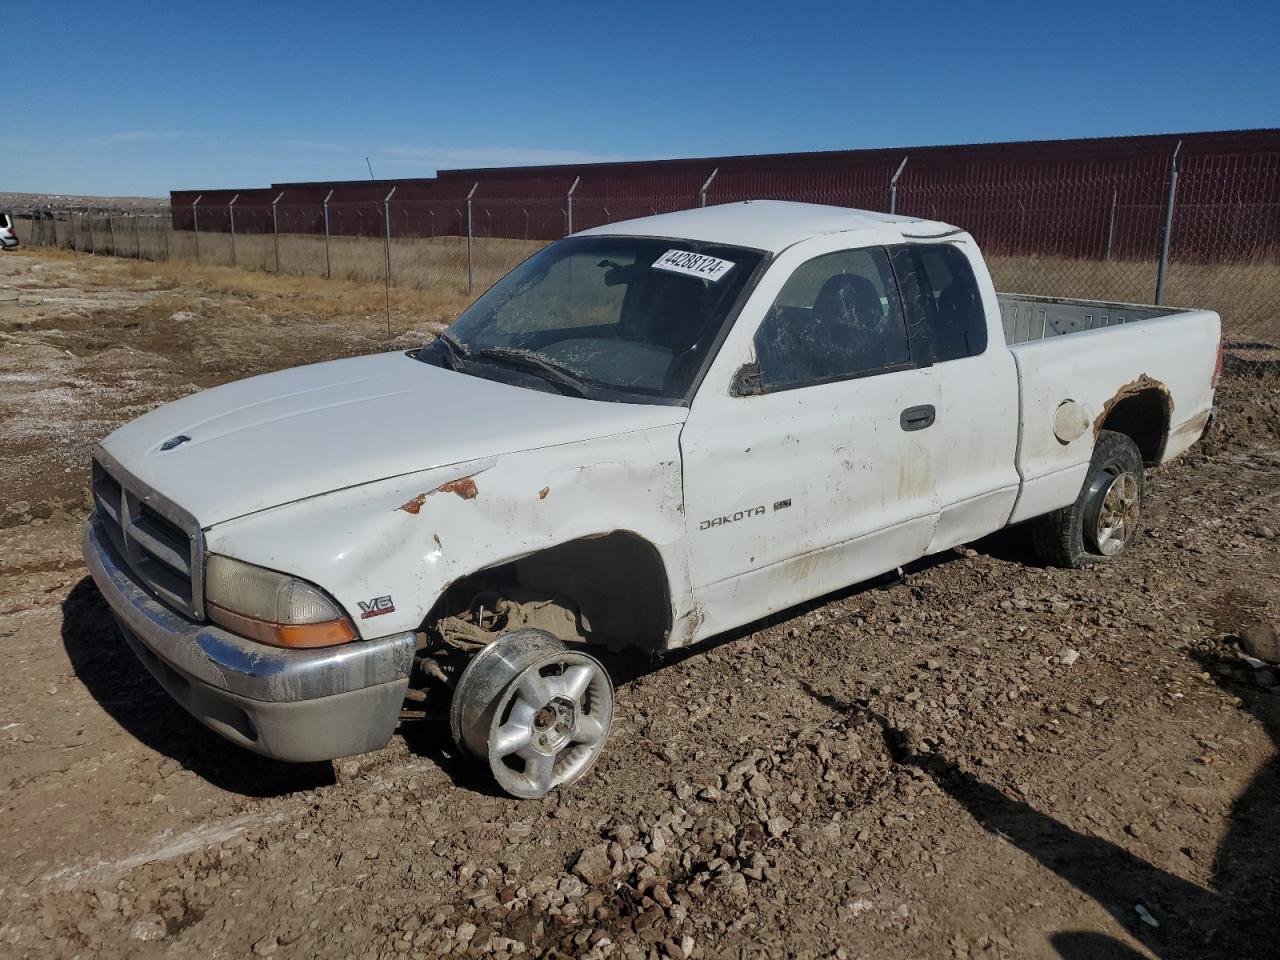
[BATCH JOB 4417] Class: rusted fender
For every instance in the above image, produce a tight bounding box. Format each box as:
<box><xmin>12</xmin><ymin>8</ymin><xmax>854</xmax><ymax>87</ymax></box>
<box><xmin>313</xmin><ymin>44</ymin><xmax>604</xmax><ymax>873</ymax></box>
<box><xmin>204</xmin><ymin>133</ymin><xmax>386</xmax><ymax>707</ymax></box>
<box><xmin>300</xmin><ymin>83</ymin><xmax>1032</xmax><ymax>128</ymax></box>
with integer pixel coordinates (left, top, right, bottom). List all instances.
<box><xmin>399</xmin><ymin>476</ymin><xmax>480</xmax><ymax>514</ymax></box>
<box><xmin>1091</xmin><ymin>374</ymin><xmax>1172</xmax><ymax>440</ymax></box>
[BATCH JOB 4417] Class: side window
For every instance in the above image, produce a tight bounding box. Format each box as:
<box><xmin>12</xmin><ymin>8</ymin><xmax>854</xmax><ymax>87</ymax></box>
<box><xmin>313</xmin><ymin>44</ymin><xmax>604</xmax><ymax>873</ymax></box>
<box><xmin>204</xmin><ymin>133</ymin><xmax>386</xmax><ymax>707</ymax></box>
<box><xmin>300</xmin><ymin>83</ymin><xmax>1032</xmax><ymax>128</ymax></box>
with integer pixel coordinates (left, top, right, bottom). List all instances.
<box><xmin>752</xmin><ymin>247</ymin><xmax>910</xmax><ymax>391</ymax></box>
<box><xmin>890</xmin><ymin>244</ymin><xmax>987</xmax><ymax>362</ymax></box>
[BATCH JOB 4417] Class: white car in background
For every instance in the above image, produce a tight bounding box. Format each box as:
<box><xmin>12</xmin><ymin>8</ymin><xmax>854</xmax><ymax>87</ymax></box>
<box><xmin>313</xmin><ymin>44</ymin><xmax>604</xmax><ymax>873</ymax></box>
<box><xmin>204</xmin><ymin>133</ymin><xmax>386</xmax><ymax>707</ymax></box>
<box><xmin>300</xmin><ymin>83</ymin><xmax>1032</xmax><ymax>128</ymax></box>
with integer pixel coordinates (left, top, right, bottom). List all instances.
<box><xmin>0</xmin><ymin>210</ymin><xmax>18</xmax><ymax>249</ymax></box>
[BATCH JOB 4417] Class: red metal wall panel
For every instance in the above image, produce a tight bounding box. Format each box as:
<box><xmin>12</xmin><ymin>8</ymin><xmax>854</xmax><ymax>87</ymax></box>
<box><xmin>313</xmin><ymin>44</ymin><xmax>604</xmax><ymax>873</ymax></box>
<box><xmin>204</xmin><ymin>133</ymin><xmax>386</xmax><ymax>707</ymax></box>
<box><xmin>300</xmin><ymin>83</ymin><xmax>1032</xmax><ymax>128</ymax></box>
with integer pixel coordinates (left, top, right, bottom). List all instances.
<box><xmin>169</xmin><ymin>129</ymin><xmax>1280</xmax><ymax>260</ymax></box>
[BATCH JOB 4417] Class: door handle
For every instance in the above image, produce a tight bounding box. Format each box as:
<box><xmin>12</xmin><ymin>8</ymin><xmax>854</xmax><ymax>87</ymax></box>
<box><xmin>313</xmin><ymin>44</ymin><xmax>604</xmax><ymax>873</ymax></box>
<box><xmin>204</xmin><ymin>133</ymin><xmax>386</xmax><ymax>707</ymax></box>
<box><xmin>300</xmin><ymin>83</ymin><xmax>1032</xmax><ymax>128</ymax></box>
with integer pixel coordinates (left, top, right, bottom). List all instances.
<box><xmin>900</xmin><ymin>404</ymin><xmax>936</xmax><ymax>431</ymax></box>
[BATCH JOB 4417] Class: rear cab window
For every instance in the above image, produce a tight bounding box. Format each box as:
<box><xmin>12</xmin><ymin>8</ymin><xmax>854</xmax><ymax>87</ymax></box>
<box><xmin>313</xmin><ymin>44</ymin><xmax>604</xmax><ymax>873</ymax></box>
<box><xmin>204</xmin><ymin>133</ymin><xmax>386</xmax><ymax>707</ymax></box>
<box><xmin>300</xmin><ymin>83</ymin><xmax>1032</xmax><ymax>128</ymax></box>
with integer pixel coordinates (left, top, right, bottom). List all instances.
<box><xmin>889</xmin><ymin>244</ymin><xmax>987</xmax><ymax>362</ymax></box>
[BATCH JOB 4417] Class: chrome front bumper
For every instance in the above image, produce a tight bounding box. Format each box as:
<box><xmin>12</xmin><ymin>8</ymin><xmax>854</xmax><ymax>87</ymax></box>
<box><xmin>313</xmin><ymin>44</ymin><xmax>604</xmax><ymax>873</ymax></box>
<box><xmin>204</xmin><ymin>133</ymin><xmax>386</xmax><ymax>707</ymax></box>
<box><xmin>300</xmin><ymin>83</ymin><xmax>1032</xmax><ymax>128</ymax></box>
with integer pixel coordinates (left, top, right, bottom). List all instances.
<box><xmin>83</xmin><ymin>516</ymin><xmax>414</xmax><ymax>762</ymax></box>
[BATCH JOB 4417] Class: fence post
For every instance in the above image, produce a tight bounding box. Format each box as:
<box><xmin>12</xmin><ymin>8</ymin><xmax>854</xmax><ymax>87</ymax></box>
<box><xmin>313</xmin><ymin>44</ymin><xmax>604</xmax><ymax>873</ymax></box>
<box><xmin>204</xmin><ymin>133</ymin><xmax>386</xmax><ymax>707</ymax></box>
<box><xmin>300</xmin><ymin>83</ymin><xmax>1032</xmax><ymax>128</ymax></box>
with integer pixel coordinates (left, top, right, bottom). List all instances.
<box><xmin>566</xmin><ymin>176</ymin><xmax>580</xmax><ymax>235</ymax></box>
<box><xmin>191</xmin><ymin>195</ymin><xmax>202</xmax><ymax>262</ymax></box>
<box><xmin>163</xmin><ymin>212</ymin><xmax>170</xmax><ymax>261</ymax></box>
<box><xmin>466</xmin><ymin>182</ymin><xmax>478</xmax><ymax>294</ymax></box>
<box><xmin>271</xmin><ymin>192</ymin><xmax>284</xmax><ymax>273</ymax></box>
<box><xmin>889</xmin><ymin>155</ymin><xmax>909</xmax><ymax>214</ymax></box>
<box><xmin>228</xmin><ymin>194</ymin><xmax>239</xmax><ymax>266</ymax></box>
<box><xmin>322</xmin><ymin>189</ymin><xmax>334</xmax><ymax>279</ymax></box>
<box><xmin>1105</xmin><ymin>189</ymin><xmax>1117</xmax><ymax>262</ymax></box>
<box><xmin>1154</xmin><ymin>140</ymin><xmax>1181</xmax><ymax>305</ymax></box>
<box><xmin>699</xmin><ymin>167</ymin><xmax>719</xmax><ymax>207</ymax></box>
<box><xmin>383</xmin><ymin>186</ymin><xmax>397</xmax><ymax>288</ymax></box>
<box><xmin>107</xmin><ymin>215</ymin><xmax>115</xmax><ymax>255</ymax></box>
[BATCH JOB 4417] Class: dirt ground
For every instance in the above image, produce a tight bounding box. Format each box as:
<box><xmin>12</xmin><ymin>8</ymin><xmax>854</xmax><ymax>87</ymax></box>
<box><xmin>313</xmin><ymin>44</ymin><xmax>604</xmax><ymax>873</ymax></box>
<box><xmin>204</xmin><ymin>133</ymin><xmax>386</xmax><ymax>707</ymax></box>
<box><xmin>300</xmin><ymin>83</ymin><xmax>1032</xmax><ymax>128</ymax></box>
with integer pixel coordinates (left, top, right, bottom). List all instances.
<box><xmin>1</xmin><ymin>250</ymin><xmax>1277</xmax><ymax>960</ymax></box>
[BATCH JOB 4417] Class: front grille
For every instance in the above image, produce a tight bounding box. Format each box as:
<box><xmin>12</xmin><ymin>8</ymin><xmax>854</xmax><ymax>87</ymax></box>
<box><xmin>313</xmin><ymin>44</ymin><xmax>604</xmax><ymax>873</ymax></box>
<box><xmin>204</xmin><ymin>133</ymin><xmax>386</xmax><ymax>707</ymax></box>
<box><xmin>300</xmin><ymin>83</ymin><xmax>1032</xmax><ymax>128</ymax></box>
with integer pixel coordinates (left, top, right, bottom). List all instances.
<box><xmin>92</xmin><ymin>456</ymin><xmax>205</xmax><ymax>620</ymax></box>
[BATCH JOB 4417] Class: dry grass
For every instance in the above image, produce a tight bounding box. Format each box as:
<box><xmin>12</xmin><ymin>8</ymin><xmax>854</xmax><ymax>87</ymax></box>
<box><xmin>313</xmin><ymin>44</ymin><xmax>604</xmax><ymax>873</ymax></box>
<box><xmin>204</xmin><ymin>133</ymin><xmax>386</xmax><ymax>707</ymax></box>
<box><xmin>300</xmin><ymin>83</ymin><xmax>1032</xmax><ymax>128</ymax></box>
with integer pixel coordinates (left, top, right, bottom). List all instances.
<box><xmin>17</xmin><ymin>217</ymin><xmax>1279</xmax><ymax>342</ymax></box>
<box><xmin>986</xmin><ymin>254</ymin><xmax>1280</xmax><ymax>341</ymax></box>
<box><xmin>152</xmin><ymin>230</ymin><xmax>544</xmax><ymax>297</ymax></box>
<box><xmin>16</xmin><ymin>246</ymin><xmax>472</xmax><ymax>333</ymax></box>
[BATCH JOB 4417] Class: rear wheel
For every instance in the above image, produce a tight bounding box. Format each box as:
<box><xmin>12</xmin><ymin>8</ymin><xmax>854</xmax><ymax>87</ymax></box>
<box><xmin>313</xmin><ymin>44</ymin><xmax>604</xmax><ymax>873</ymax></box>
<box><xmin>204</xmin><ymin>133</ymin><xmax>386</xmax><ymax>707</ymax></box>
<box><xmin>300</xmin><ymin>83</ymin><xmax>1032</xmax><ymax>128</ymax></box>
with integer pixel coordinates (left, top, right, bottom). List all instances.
<box><xmin>1031</xmin><ymin>429</ymin><xmax>1145</xmax><ymax>568</ymax></box>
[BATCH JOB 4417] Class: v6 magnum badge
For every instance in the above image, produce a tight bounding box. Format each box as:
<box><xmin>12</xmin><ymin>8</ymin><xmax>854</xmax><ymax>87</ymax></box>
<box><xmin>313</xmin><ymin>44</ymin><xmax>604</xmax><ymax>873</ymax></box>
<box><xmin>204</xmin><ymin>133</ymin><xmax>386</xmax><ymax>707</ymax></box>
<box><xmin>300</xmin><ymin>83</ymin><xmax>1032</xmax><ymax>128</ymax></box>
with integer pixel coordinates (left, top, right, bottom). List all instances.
<box><xmin>358</xmin><ymin>595</ymin><xmax>395</xmax><ymax>619</ymax></box>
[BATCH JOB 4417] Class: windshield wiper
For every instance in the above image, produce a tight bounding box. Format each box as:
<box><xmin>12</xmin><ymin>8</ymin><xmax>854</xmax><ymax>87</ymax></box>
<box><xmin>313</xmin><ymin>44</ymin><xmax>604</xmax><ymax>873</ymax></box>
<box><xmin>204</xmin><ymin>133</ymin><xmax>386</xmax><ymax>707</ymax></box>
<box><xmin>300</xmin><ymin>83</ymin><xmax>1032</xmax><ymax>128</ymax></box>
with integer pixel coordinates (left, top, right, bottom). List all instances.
<box><xmin>472</xmin><ymin>348</ymin><xmax>592</xmax><ymax>398</ymax></box>
<box><xmin>432</xmin><ymin>331</ymin><xmax>470</xmax><ymax>371</ymax></box>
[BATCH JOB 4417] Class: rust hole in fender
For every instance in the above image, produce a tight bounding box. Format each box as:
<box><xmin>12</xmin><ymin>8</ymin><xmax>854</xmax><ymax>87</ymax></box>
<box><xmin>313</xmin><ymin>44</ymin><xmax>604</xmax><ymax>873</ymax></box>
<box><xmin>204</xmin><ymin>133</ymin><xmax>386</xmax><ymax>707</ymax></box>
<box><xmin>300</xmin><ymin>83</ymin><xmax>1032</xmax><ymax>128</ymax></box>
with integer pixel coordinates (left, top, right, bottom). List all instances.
<box><xmin>538</xmin><ymin>486</ymin><xmax>550</xmax><ymax>500</ymax></box>
<box><xmin>1092</xmin><ymin>374</ymin><xmax>1172</xmax><ymax>440</ymax></box>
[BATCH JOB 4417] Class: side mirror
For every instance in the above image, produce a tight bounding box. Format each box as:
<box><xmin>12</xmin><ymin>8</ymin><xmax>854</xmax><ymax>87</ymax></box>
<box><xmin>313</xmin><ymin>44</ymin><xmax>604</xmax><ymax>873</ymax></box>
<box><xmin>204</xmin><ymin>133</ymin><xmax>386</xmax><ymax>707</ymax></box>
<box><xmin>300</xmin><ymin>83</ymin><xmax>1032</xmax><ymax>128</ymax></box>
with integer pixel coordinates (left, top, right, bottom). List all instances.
<box><xmin>732</xmin><ymin>362</ymin><xmax>764</xmax><ymax>397</ymax></box>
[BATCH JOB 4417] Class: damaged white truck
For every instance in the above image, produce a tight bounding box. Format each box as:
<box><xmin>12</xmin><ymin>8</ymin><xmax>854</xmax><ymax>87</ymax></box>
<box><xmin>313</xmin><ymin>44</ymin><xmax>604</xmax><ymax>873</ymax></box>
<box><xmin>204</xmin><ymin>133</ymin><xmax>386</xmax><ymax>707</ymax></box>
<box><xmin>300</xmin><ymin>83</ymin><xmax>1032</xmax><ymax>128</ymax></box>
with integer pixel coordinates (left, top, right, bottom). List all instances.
<box><xmin>84</xmin><ymin>202</ymin><xmax>1222</xmax><ymax>798</ymax></box>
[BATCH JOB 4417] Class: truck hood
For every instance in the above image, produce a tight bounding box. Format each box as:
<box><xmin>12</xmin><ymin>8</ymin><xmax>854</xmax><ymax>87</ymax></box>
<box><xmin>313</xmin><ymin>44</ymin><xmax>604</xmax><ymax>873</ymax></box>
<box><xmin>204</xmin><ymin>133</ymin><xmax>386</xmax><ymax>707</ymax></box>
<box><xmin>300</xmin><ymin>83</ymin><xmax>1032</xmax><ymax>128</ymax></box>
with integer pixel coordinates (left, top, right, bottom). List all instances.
<box><xmin>99</xmin><ymin>351</ymin><xmax>686</xmax><ymax>526</ymax></box>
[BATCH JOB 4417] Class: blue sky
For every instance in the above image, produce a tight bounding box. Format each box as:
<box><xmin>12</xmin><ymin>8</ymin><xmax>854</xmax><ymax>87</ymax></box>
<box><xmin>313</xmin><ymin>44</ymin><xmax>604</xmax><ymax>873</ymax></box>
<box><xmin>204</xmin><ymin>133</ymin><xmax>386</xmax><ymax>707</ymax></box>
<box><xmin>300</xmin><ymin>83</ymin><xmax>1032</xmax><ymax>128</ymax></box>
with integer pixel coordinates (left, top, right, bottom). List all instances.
<box><xmin>5</xmin><ymin>0</ymin><xmax>1278</xmax><ymax>197</ymax></box>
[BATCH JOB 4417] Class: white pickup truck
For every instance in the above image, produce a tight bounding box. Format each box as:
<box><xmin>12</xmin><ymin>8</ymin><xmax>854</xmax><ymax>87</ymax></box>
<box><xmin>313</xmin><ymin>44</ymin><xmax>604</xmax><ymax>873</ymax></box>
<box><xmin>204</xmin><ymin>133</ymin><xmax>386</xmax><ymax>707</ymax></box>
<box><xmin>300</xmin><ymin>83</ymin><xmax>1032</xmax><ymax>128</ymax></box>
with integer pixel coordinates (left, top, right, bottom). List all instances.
<box><xmin>85</xmin><ymin>202</ymin><xmax>1222</xmax><ymax>797</ymax></box>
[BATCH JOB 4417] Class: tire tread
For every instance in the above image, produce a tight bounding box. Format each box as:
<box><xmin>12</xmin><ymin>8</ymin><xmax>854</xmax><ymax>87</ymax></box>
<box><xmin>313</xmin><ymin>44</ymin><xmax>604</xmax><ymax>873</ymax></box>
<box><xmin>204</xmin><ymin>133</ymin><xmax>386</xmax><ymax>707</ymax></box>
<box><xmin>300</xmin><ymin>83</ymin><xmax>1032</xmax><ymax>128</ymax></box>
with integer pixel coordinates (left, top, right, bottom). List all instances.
<box><xmin>1030</xmin><ymin>430</ymin><xmax>1144</xmax><ymax>569</ymax></box>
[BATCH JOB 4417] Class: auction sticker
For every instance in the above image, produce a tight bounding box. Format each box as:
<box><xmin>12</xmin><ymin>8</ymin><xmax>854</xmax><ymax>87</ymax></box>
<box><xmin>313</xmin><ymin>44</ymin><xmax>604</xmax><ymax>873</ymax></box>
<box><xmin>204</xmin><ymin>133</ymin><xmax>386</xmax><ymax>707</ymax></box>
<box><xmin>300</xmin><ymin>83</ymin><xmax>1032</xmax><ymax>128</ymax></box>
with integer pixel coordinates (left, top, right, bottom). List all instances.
<box><xmin>652</xmin><ymin>249</ymin><xmax>735</xmax><ymax>281</ymax></box>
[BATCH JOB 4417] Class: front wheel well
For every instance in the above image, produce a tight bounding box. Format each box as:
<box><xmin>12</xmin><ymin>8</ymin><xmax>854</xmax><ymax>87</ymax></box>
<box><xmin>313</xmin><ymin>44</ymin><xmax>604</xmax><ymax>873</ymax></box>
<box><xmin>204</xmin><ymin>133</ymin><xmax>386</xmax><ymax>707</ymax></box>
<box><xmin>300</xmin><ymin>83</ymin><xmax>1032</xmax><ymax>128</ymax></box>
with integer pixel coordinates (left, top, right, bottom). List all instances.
<box><xmin>426</xmin><ymin>532</ymin><xmax>673</xmax><ymax>651</ymax></box>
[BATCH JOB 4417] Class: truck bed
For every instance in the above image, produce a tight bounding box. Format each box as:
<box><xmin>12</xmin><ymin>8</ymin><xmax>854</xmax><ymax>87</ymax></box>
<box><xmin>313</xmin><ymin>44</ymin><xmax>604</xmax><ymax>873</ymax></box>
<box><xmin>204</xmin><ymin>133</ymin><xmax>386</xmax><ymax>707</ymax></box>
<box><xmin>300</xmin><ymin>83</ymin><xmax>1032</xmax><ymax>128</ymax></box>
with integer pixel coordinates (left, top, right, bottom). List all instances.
<box><xmin>997</xmin><ymin>293</ymin><xmax>1192</xmax><ymax>345</ymax></box>
<box><xmin>999</xmin><ymin>290</ymin><xmax>1220</xmax><ymax>528</ymax></box>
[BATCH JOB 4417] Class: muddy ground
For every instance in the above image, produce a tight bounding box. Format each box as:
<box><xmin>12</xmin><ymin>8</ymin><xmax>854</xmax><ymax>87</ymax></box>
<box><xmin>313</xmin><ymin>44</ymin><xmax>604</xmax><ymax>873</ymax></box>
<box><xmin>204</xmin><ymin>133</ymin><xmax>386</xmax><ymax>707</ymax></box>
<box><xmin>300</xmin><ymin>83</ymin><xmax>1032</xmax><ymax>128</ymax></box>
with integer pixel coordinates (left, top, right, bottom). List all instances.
<box><xmin>1</xmin><ymin>250</ymin><xmax>1278</xmax><ymax>960</ymax></box>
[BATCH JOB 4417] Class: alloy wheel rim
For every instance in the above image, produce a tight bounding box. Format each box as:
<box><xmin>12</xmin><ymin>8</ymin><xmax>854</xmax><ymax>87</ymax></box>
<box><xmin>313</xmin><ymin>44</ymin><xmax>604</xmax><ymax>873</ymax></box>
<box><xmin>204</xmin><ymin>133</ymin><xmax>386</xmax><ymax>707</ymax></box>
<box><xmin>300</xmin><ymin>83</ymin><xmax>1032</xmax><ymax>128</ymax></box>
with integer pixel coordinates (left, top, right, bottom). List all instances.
<box><xmin>1094</xmin><ymin>471</ymin><xmax>1140</xmax><ymax>556</ymax></box>
<box><xmin>484</xmin><ymin>651</ymin><xmax>613</xmax><ymax>798</ymax></box>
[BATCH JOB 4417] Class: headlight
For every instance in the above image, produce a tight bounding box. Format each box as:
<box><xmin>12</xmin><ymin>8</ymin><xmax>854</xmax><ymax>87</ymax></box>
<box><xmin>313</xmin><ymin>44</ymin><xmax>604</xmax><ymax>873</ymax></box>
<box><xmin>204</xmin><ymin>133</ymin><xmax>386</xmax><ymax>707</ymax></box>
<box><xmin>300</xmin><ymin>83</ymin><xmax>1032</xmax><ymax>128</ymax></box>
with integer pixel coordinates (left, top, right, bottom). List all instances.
<box><xmin>205</xmin><ymin>555</ymin><xmax>357</xmax><ymax>648</ymax></box>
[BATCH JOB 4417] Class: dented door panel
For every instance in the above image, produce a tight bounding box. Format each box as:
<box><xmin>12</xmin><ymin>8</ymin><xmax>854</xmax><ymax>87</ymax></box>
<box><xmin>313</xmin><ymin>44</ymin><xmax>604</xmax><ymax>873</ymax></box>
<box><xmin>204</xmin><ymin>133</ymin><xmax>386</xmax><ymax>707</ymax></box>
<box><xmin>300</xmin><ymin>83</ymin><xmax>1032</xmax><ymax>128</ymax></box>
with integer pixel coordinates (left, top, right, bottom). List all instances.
<box><xmin>678</xmin><ymin>227</ymin><xmax>945</xmax><ymax>641</ymax></box>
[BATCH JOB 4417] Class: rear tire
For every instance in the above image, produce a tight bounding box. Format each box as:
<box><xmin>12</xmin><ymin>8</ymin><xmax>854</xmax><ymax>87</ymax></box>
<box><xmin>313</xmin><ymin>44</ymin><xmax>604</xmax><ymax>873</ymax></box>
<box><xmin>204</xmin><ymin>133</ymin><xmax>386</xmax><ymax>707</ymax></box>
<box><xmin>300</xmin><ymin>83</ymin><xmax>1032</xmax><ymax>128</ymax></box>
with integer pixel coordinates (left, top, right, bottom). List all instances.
<box><xmin>1031</xmin><ymin>430</ymin><xmax>1145</xmax><ymax>568</ymax></box>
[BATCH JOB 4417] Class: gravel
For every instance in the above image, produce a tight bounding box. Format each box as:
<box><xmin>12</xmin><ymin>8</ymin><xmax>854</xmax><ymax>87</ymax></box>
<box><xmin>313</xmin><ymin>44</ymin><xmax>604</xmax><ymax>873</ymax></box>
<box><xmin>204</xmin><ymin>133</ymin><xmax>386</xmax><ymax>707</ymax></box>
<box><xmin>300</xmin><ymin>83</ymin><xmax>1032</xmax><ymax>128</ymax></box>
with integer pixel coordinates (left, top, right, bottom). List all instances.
<box><xmin>0</xmin><ymin>253</ymin><xmax>1277</xmax><ymax>959</ymax></box>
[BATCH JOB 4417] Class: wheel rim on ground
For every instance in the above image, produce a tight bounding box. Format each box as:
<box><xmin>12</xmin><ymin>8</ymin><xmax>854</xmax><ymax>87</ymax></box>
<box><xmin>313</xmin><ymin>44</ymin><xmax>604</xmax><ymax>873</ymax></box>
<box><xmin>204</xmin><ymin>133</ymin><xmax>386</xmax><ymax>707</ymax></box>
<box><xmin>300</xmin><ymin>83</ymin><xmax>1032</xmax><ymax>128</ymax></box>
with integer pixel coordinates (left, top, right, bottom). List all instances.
<box><xmin>1089</xmin><ymin>470</ymin><xmax>1140</xmax><ymax>556</ymax></box>
<box><xmin>450</xmin><ymin>629</ymin><xmax>614</xmax><ymax>799</ymax></box>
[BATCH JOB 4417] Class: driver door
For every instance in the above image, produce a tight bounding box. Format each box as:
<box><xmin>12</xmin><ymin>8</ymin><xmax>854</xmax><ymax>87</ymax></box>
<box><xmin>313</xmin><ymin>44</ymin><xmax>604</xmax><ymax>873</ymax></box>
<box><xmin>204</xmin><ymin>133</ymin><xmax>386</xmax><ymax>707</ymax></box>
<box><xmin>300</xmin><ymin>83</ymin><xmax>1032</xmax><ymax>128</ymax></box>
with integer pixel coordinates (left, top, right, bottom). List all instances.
<box><xmin>679</xmin><ymin>241</ymin><xmax>941</xmax><ymax>640</ymax></box>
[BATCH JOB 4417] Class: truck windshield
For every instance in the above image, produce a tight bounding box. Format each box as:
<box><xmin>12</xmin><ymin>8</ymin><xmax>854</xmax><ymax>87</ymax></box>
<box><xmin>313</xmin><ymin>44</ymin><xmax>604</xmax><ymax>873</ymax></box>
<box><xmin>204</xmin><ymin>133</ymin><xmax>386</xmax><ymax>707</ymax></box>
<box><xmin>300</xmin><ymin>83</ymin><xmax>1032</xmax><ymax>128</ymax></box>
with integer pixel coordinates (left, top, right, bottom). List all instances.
<box><xmin>421</xmin><ymin>236</ymin><xmax>764</xmax><ymax>403</ymax></box>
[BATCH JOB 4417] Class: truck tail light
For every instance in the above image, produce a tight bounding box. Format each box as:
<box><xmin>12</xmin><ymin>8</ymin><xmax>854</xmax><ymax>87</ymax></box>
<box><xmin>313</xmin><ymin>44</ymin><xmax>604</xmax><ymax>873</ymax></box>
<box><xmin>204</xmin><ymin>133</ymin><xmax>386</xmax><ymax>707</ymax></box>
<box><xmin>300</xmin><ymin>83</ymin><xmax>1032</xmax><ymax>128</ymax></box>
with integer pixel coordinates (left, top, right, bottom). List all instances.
<box><xmin>1211</xmin><ymin>334</ymin><xmax>1224</xmax><ymax>389</ymax></box>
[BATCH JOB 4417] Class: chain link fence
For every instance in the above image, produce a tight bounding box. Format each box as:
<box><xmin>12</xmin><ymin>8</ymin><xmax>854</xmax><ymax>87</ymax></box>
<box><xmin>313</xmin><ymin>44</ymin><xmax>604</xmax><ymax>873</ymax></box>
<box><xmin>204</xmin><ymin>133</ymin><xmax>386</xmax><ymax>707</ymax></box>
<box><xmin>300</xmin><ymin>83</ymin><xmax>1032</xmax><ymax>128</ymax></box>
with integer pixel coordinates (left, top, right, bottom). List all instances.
<box><xmin>11</xmin><ymin>149</ymin><xmax>1279</xmax><ymax>343</ymax></box>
